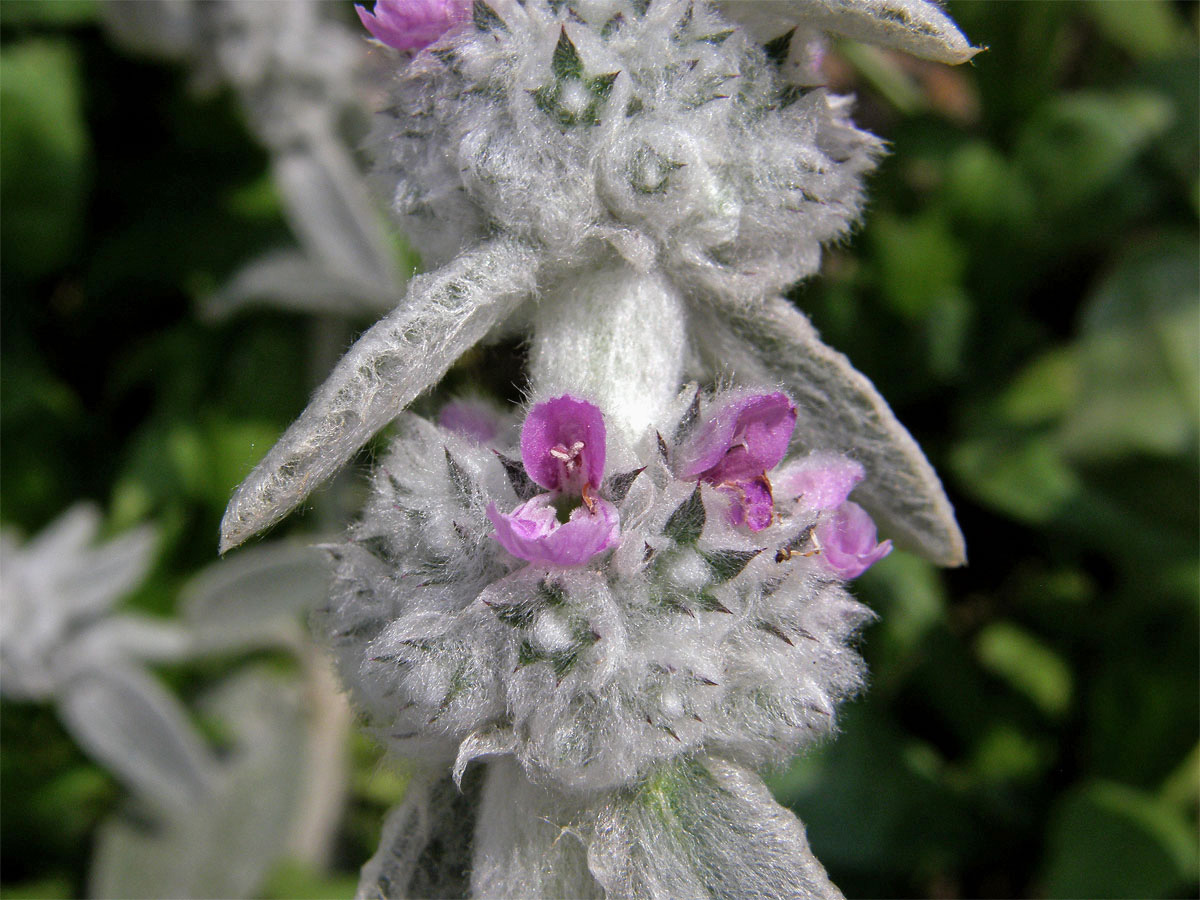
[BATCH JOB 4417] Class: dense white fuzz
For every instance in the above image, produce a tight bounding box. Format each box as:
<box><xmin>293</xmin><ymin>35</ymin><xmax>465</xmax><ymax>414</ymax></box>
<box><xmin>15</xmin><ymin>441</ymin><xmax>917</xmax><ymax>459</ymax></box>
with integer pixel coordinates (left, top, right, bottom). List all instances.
<box><xmin>220</xmin><ymin>238</ymin><xmax>540</xmax><ymax>551</ymax></box>
<box><xmin>530</xmin><ymin>264</ymin><xmax>688</xmax><ymax>438</ymax></box>
<box><xmin>218</xmin><ymin>0</ymin><xmax>977</xmax><ymax>559</ymax></box>
<box><xmin>371</xmin><ymin>0</ymin><xmax>882</xmax><ymax>300</ymax></box>
<box><xmin>691</xmin><ymin>294</ymin><xmax>967</xmax><ymax>565</ymax></box>
<box><xmin>357</xmin><ymin>769</ymin><xmax>484</xmax><ymax>900</ymax></box>
<box><xmin>585</xmin><ymin>755</ymin><xmax>842</xmax><ymax>898</ymax></box>
<box><xmin>317</xmin><ymin>387</ymin><xmax>873</xmax><ymax>798</ymax></box>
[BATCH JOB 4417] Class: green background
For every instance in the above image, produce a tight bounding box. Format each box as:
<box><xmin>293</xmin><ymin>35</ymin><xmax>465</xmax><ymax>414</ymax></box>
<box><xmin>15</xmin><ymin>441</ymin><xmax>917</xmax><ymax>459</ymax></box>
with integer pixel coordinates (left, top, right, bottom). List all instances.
<box><xmin>2</xmin><ymin>1</ymin><xmax>1196</xmax><ymax>897</ymax></box>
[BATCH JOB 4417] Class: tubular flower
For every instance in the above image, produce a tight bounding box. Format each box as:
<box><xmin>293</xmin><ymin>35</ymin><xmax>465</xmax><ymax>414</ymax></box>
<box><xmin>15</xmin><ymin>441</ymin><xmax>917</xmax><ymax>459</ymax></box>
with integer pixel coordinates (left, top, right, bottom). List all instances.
<box><xmin>487</xmin><ymin>396</ymin><xmax>620</xmax><ymax>566</ymax></box>
<box><xmin>356</xmin><ymin>0</ymin><xmax>471</xmax><ymax>52</ymax></box>
<box><xmin>677</xmin><ymin>392</ymin><xmax>798</xmax><ymax>531</ymax></box>
<box><xmin>814</xmin><ymin>502</ymin><xmax>893</xmax><ymax>579</ymax></box>
<box><xmin>777</xmin><ymin>451</ymin><xmax>893</xmax><ymax>578</ymax></box>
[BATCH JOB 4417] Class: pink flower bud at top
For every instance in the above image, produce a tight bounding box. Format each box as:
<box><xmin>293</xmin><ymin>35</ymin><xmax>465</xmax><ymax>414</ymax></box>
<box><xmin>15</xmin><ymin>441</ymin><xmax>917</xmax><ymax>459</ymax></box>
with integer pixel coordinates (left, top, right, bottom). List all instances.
<box><xmin>356</xmin><ymin>0</ymin><xmax>471</xmax><ymax>52</ymax></box>
<box><xmin>813</xmin><ymin>501</ymin><xmax>893</xmax><ymax>579</ymax></box>
<box><xmin>676</xmin><ymin>392</ymin><xmax>797</xmax><ymax>531</ymax></box>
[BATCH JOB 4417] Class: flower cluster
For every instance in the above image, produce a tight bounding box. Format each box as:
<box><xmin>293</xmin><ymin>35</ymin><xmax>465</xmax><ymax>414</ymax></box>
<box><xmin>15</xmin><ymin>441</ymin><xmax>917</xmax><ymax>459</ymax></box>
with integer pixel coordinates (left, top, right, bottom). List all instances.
<box><xmin>365</xmin><ymin>0</ymin><xmax>881</xmax><ymax>301</ymax></box>
<box><xmin>318</xmin><ymin>386</ymin><xmax>888</xmax><ymax>795</ymax></box>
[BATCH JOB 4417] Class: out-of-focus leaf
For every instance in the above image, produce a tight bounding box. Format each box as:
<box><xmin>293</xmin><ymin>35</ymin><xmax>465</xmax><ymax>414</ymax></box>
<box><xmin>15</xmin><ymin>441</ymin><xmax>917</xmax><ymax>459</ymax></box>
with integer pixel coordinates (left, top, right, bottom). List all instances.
<box><xmin>951</xmin><ymin>434</ymin><xmax>1080</xmax><ymax>524</ymax></box>
<box><xmin>0</xmin><ymin>39</ymin><xmax>90</xmax><ymax>280</ymax></box>
<box><xmin>1041</xmin><ymin>780</ymin><xmax>1198</xmax><ymax>899</ymax></box>
<box><xmin>975</xmin><ymin>622</ymin><xmax>1072</xmax><ymax>718</ymax></box>
<box><xmin>771</xmin><ymin>703</ymin><xmax>972</xmax><ymax>894</ymax></box>
<box><xmin>0</xmin><ymin>878</ymin><xmax>75</xmax><ymax>899</ymax></box>
<box><xmin>870</xmin><ymin>212</ymin><xmax>966</xmax><ymax>321</ymax></box>
<box><xmin>1083</xmin><ymin>0</ymin><xmax>1189</xmax><ymax>62</ymax></box>
<box><xmin>203</xmin><ymin>250</ymin><xmax>395</xmax><ymax>319</ymax></box>
<box><xmin>58</xmin><ymin>666</ymin><xmax>215</xmax><ymax>813</ymax></box>
<box><xmin>1059</xmin><ymin>236</ymin><xmax>1199</xmax><ymax>460</ymax></box>
<box><xmin>90</xmin><ymin>670</ymin><xmax>305</xmax><ymax>900</ymax></box>
<box><xmin>0</xmin><ymin>0</ymin><xmax>97</xmax><ymax>26</ymax></box>
<box><xmin>180</xmin><ymin>540</ymin><xmax>331</xmax><ymax>652</ymax></box>
<box><xmin>838</xmin><ymin>41</ymin><xmax>926</xmax><ymax>115</ymax></box>
<box><xmin>1015</xmin><ymin>90</ymin><xmax>1173</xmax><ymax>210</ymax></box>
<box><xmin>260</xmin><ymin>860</ymin><xmax>357</xmax><ymax>900</ymax></box>
<box><xmin>856</xmin><ymin>552</ymin><xmax>945</xmax><ymax>677</ymax></box>
<box><xmin>943</xmin><ymin>141</ymin><xmax>1036</xmax><ymax>230</ymax></box>
<box><xmin>996</xmin><ymin>347</ymin><xmax>1079</xmax><ymax>428</ymax></box>
<box><xmin>970</xmin><ymin>724</ymin><xmax>1047</xmax><ymax>783</ymax></box>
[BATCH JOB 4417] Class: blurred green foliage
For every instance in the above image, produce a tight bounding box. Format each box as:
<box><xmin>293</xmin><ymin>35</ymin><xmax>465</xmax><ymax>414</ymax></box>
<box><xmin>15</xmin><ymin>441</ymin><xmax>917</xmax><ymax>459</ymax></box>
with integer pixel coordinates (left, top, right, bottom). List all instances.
<box><xmin>1</xmin><ymin>1</ymin><xmax>1196</xmax><ymax>898</ymax></box>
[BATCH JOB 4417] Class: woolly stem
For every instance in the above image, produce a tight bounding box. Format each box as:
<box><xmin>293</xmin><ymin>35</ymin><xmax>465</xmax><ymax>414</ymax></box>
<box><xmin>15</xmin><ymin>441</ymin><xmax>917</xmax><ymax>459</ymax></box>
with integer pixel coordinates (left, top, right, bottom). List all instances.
<box><xmin>528</xmin><ymin>263</ymin><xmax>688</xmax><ymax>439</ymax></box>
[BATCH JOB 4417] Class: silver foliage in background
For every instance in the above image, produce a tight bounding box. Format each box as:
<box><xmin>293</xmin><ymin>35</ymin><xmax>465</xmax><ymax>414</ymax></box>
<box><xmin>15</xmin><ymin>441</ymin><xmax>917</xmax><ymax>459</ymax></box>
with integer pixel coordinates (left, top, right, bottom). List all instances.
<box><xmin>102</xmin><ymin>0</ymin><xmax>404</xmax><ymax>318</ymax></box>
<box><xmin>0</xmin><ymin>506</ymin><xmax>348</xmax><ymax>899</ymax></box>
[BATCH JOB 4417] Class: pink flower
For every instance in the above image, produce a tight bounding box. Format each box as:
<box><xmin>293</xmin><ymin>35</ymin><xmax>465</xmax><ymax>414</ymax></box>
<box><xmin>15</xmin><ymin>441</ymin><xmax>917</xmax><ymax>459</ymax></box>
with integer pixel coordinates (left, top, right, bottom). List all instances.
<box><xmin>438</xmin><ymin>398</ymin><xmax>503</xmax><ymax>444</ymax></box>
<box><xmin>488</xmin><ymin>494</ymin><xmax>620</xmax><ymax>567</ymax></box>
<box><xmin>356</xmin><ymin>0</ymin><xmax>471</xmax><ymax>52</ymax></box>
<box><xmin>520</xmin><ymin>395</ymin><xmax>606</xmax><ymax>496</ymax></box>
<box><xmin>774</xmin><ymin>452</ymin><xmax>865</xmax><ymax>514</ymax></box>
<box><xmin>489</xmin><ymin>396</ymin><xmax>619</xmax><ymax>567</ymax></box>
<box><xmin>676</xmin><ymin>392</ymin><xmax>797</xmax><ymax>531</ymax></box>
<box><xmin>776</xmin><ymin>451</ymin><xmax>891</xmax><ymax>579</ymax></box>
<box><xmin>813</xmin><ymin>501</ymin><xmax>893</xmax><ymax>579</ymax></box>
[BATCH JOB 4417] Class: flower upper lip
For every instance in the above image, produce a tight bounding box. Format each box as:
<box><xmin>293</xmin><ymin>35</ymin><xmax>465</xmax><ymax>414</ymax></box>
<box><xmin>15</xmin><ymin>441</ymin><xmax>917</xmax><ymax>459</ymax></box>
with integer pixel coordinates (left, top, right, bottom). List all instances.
<box><xmin>677</xmin><ymin>391</ymin><xmax>797</xmax><ymax>532</ymax></box>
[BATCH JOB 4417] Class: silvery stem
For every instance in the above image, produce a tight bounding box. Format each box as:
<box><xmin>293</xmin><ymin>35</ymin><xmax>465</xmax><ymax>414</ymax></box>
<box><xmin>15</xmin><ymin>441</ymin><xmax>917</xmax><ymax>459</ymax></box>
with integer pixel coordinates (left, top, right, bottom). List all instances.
<box><xmin>528</xmin><ymin>264</ymin><xmax>687</xmax><ymax>438</ymax></box>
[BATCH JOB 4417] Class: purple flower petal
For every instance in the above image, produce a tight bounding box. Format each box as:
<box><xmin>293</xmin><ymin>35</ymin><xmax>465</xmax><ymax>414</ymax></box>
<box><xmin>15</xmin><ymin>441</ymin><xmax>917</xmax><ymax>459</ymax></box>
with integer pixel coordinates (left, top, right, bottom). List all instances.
<box><xmin>438</xmin><ymin>399</ymin><xmax>502</xmax><ymax>444</ymax></box>
<box><xmin>775</xmin><ymin>453</ymin><xmax>865</xmax><ymax>513</ymax></box>
<box><xmin>520</xmin><ymin>396</ymin><xmax>607</xmax><ymax>494</ymax></box>
<box><xmin>676</xmin><ymin>392</ymin><xmax>796</xmax><ymax>531</ymax></box>
<box><xmin>814</xmin><ymin>501</ymin><xmax>893</xmax><ymax>579</ymax></box>
<box><xmin>677</xmin><ymin>392</ymin><xmax>797</xmax><ymax>482</ymax></box>
<box><xmin>356</xmin><ymin>0</ymin><xmax>470</xmax><ymax>52</ymax></box>
<box><xmin>720</xmin><ymin>476</ymin><xmax>775</xmax><ymax>531</ymax></box>
<box><xmin>487</xmin><ymin>496</ymin><xmax>620</xmax><ymax>567</ymax></box>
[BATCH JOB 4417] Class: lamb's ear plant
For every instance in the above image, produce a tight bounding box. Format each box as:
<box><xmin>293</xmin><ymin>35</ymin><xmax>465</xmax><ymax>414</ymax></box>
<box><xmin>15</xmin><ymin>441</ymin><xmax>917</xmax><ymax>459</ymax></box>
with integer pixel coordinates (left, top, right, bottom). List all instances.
<box><xmin>0</xmin><ymin>507</ymin><xmax>350</xmax><ymax>898</ymax></box>
<box><xmin>218</xmin><ymin>1</ymin><xmax>979</xmax><ymax>896</ymax></box>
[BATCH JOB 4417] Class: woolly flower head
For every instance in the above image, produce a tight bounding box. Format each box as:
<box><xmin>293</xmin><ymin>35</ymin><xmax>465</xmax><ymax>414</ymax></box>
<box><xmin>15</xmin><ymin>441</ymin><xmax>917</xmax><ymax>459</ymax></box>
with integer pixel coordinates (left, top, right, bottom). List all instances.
<box><xmin>318</xmin><ymin>386</ymin><xmax>890</xmax><ymax>792</ymax></box>
<box><xmin>367</xmin><ymin>0</ymin><xmax>882</xmax><ymax>302</ymax></box>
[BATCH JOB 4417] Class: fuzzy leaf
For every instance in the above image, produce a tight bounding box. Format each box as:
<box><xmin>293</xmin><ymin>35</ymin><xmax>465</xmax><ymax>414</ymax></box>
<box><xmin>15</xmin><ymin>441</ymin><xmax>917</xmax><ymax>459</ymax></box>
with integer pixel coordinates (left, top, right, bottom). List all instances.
<box><xmin>692</xmin><ymin>296</ymin><xmax>965</xmax><ymax>566</ymax></box>
<box><xmin>357</xmin><ymin>769</ymin><xmax>484</xmax><ymax>900</ymax></box>
<box><xmin>587</xmin><ymin>756</ymin><xmax>843</xmax><ymax>899</ymax></box>
<box><xmin>472</xmin><ymin>1</ymin><xmax>506</xmax><ymax>33</ymax></box>
<box><xmin>495</xmin><ymin>452</ymin><xmax>540</xmax><ymax>502</ymax></box>
<box><xmin>552</xmin><ymin>27</ymin><xmax>584</xmax><ymax>81</ymax></box>
<box><xmin>220</xmin><ymin>238</ymin><xmax>540</xmax><ymax>551</ymax></box>
<box><xmin>605</xmin><ymin>467</ymin><xmax>645</xmax><ymax>505</ymax></box>
<box><xmin>471</xmin><ymin>759</ymin><xmax>604</xmax><ymax>899</ymax></box>
<box><xmin>700</xmin><ymin>548</ymin><xmax>761</xmax><ymax>583</ymax></box>
<box><xmin>719</xmin><ymin>0</ymin><xmax>981</xmax><ymax>65</ymax></box>
<box><xmin>59</xmin><ymin>666</ymin><xmax>214</xmax><ymax>813</ymax></box>
<box><xmin>444</xmin><ymin>446</ymin><xmax>473</xmax><ymax>499</ymax></box>
<box><xmin>664</xmin><ymin>485</ymin><xmax>706</xmax><ymax>545</ymax></box>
